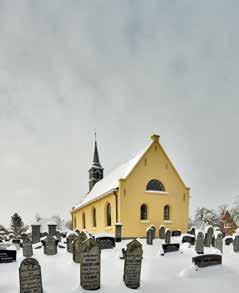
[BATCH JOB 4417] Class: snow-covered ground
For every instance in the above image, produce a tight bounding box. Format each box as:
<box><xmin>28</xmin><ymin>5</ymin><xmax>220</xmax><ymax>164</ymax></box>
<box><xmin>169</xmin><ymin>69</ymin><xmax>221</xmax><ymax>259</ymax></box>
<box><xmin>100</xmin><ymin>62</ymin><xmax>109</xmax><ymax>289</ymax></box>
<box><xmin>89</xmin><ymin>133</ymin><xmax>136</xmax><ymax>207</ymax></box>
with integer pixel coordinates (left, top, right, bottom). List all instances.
<box><xmin>0</xmin><ymin>237</ymin><xmax>237</xmax><ymax>293</ymax></box>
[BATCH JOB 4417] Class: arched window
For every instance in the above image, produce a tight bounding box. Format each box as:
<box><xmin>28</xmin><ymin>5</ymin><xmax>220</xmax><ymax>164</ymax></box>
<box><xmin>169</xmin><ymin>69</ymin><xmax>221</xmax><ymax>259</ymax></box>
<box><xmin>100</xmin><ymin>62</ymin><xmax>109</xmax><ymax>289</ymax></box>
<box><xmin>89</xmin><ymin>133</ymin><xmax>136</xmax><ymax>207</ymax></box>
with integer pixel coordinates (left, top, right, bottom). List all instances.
<box><xmin>82</xmin><ymin>212</ymin><xmax>86</xmax><ymax>229</ymax></box>
<box><xmin>164</xmin><ymin>205</ymin><xmax>170</xmax><ymax>220</ymax></box>
<box><xmin>106</xmin><ymin>203</ymin><xmax>111</xmax><ymax>227</ymax></box>
<box><xmin>146</xmin><ymin>179</ymin><xmax>165</xmax><ymax>192</ymax></box>
<box><xmin>140</xmin><ymin>204</ymin><xmax>148</xmax><ymax>220</ymax></box>
<box><xmin>92</xmin><ymin>208</ymin><xmax>97</xmax><ymax>227</ymax></box>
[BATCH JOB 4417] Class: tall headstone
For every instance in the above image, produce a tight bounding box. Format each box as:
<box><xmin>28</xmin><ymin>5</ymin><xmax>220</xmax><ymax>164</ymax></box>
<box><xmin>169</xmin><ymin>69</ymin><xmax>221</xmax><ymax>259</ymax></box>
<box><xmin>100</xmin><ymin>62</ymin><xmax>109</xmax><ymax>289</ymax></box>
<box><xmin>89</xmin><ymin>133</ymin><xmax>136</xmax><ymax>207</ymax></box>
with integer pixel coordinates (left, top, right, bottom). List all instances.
<box><xmin>73</xmin><ymin>232</ymin><xmax>87</xmax><ymax>263</ymax></box>
<box><xmin>31</xmin><ymin>223</ymin><xmax>41</xmax><ymax>244</ymax></box>
<box><xmin>147</xmin><ymin>228</ymin><xmax>153</xmax><ymax>245</ymax></box>
<box><xmin>115</xmin><ymin>223</ymin><xmax>123</xmax><ymax>242</ymax></box>
<box><xmin>195</xmin><ymin>232</ymin><xmax>204</xmax><ymax>254</ymax></box>
<box><xmin>123</xmin><ymin>239</ymin><xmax>143</xmax><ymax>289</ymax></box>
<box><xmin>48</xmin><ymin>223</ymin><xmax>57</xmax><ymax>237</ymax></box>
<box><xmin>22</xmin><ymin>238</ymin><xmax>33</xmax><ymax>258</ymax></box>
<box><xmin>159</xmin><ymin>226</ymin><xmax>166</xmax><ymax>239</ymax></box>
<box><xmin>150</xmin><ymin>225</ymin><xmax>156</xmax><ymax>239</ymax></box>
<box><xmin>67</xmin><ymin>233</ymin><xmax>77</xmax><ymax>253</ymax></box>
<box><xmin>233</xmin><ymin>235</ymin><xmax>239</xmax><ymax>252</ymax></box>
<box><xmin>80</xmin><ymin>238</ymin><xmax>101</xmax><ymax>290</ymax></box>
<box><xmin>165</xmin><ymin>229</ymin><xmax>171</xmax><ymax>244</ymax></box>
<box><xmin>19</xmin><ymin>257</ymin><xmax>43</xmax><ymax>293</ymax></box>
<box><xmin>43</xmin><ymin>236</ymin><xmax>58</xmax><ymax>255</ymax></box>
<box><xmin>215</xmin><ymin>233</ymin><xmax>223</xmax><ymax>253</ymax></box>
<box><xmin>205</xmin><ymin>227</ymin><xmax>214</xmax><ymax>247</ymax></box>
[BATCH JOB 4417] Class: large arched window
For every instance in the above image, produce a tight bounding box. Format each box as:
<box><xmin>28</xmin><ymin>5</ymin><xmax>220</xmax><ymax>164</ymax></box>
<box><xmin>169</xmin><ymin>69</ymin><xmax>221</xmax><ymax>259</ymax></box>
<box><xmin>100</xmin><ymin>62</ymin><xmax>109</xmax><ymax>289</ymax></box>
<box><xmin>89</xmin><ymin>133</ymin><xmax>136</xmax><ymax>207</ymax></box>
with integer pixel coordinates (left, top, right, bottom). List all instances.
<box><xmin>82</xmin><ymin>212</ymin><xmax>86</xmax><ymax>229</ymax></box>
<box><xmin>164</xmin><ymin>205</ymin><xmax>170</xmax><ymax>220</ymax></box>
<box><xmin>140</xmin><ymin>204</ymin><xmax>148</xmax><ymax>220</ymax></box>
<box><xmin>146</xmin><ymin>179</ymin><xmax>165</xmax><ymax>192</ymax></box>
<box><xmin>106</xmin><ymin>203</ymin><xmax>111</xmax><ymax>227</ymax></box>
<box><xmin>92</xmin><ymin>208</ymin><xmax>97</xmax><ymax>227</ymax></box>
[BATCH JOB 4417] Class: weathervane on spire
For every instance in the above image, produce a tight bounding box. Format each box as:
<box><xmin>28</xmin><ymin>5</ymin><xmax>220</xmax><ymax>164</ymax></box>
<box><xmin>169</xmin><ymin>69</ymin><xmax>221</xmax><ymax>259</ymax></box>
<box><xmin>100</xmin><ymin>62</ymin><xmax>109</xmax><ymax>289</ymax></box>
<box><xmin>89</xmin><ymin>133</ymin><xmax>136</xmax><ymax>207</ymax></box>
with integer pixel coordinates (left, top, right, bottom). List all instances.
<box><xmin>94</xmin><ymin>129</ymin><xmax>97</xmax><ymax>142</ymax></box>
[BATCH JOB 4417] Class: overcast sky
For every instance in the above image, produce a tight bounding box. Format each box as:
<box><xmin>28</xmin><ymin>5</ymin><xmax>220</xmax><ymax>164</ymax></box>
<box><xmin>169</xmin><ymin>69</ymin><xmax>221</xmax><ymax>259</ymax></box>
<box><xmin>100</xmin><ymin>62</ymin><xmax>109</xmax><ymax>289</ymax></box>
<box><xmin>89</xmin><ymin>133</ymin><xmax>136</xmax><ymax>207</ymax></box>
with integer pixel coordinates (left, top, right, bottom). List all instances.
<box><xmin>0</xmin><ymin>0</ymin><xmax>238</xmax><ymax>227</ymax></box>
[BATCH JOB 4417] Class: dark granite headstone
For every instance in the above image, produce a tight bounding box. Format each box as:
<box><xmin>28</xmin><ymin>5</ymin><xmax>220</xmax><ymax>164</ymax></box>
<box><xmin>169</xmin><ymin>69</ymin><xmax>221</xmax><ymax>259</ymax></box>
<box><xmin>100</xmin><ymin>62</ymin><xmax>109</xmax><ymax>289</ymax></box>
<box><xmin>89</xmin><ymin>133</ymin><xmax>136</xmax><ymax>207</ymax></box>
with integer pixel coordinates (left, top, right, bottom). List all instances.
<box><xmin>147</xmin><ymin>228</ymin><xmax>153</xmax><ymax>245</ymax></box>
<box><xmin>95</xmin><ymin>236</ymin><xmax>115</xmax><ymax>249</ymax></box>
<box><xmin>31</xmin><ymin>224</ymin><xmax>41</xmax><ymax>244</ymax></box>
<box><xmin>48</xmin><ymin>224</ymin><xmax>57</xmax><ymax>237</ymax></box>
<box><xmin>172</xmin><ymin>230</ymin><xmax>181</xmax><ymax>237</ymax></box>
<box><xmin>182</xmin><ymin>235</ymin><xmax>195</xmax><ymax>245</ymax></box>
<box><xmin>42</xmin><ymin>236</ymin><xmax>58</xmax><ymax>255</ymax></box>
<box><xmin>215</xmin><ymin>233</ymin><xmax>223</xmax><ymax>253</ymax></box>
<box><xmin>22</xmin><ymin>238</ymin><xmax>33</xmax><ymax>258</ymax></box>
<box><xmin>67</xmin><ymin>233</ymin><xmax>77</xmax><ymax>253</ymax></box>
<box><xmin>192</xmin><ymin>254</ymin><xmax>222</xmax><ymax>268</ymax></box>
<box><xmin>0</xmin><ymin>250</ymin><xmax>16</xmax><ymax>263</ymax></box>
<box><xmin>150</xmin><ymin>225</ymin><xmax>156</xmax><ymax>239</ymax></box>
<box><xmin>123</xmin><ymin>239</ymin><xmax>143</xmax><ymax>289</ymax></box>
<box><xmin>225</xmin><ymin>237</ymin><xmax>233</xmax><ymax>246</ymax></box>
<box><xmin>159</xmin><ymin>226</ymin><xmax>165</xmax><ymax>239</ymax></box>
<box><xmin>204</xmin><ymin>227</ymin><xmax>214</xmax><ymax>247</ymax></box>
<box><xmin>161</xmin><ymin>243</ymin><xmax>180</xmax><ymax>254</ymax></box>
<box><xmin>195</xmin><ymin>232</ymin><xmax>204</xmax><ymax>254</ymax></box>
<box><xmin>19</xmin><ymin>257</ymin><xmax>43</xmax><ymax>293</ymax></box>
<box><xmin>233</xmin><ymin>235</ymin><xmax>239</xmax><ymax>252</ymax></box>
<box><xmin>81</xmin><ymin>238</ymin><xmax>101</xmax><ymax>290</ymax></box>
<box><xmin>165</xmin><ymin>229</ymin><xmax>171</xmax><ymax>244</ymax></box>
<box><xmin>115</xmin><ymin>223</ymin><xmax>123</xmax><ymax>242</ymax></box>
<box><xmin>73</xmin><ymin>232</ymin><xmax>87</xmax><ymax>263</ymax></box>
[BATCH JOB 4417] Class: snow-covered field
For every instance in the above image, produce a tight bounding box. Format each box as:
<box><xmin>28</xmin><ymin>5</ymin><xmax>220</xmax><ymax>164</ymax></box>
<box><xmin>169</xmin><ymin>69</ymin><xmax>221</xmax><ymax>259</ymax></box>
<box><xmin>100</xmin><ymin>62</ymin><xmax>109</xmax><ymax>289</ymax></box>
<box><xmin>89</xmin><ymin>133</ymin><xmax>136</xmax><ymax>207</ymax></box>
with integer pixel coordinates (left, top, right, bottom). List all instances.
<box><xmin>0</xmin><ymin>237</ymin><xmax>237</xmax><ymax>293</ymax></box>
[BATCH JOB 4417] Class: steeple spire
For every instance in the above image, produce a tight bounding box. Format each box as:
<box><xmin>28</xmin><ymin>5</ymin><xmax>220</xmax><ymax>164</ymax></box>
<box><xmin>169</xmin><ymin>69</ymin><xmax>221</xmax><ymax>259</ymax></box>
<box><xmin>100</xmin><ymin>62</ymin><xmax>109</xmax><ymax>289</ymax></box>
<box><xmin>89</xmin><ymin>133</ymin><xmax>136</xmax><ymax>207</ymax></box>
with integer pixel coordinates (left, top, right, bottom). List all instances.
<box><xmin>88</xmin><ymin>131</ymin><xmax>104</xmax><ymax>191</ymax></box>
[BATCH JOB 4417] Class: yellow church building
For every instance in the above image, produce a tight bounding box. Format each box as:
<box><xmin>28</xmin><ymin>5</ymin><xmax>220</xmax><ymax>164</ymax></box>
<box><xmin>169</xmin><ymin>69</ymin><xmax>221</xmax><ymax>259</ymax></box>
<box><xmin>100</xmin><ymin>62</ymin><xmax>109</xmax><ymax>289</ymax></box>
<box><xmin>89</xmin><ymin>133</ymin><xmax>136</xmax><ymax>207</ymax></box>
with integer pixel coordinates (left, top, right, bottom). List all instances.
<box><xmin>71</xmin><ymin>134</ymin><xmax>190</xmax><ymax>238</ymax></box>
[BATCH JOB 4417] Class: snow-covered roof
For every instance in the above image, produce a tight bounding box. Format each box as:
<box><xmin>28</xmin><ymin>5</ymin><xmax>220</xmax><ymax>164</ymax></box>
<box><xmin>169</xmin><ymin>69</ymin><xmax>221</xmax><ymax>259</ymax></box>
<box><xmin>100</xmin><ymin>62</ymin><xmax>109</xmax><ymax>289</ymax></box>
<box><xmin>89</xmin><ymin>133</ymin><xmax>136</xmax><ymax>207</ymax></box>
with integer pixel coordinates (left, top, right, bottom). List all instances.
<box><xmin>74</xmin><ymin>143</ymin><xmax>151</xmax><ymax>210</ymax></box>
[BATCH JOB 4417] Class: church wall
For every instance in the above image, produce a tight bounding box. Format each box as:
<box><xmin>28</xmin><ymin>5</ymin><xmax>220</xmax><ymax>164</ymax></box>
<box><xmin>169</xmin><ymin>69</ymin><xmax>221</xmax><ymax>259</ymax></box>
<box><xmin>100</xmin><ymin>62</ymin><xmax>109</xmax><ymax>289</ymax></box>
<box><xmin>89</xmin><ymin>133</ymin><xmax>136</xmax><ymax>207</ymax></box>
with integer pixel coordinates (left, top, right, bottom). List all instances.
<box><xmin>119</xmin><ymin>137</ymin><xmax>189</xmax><ymax>238</ymax></box>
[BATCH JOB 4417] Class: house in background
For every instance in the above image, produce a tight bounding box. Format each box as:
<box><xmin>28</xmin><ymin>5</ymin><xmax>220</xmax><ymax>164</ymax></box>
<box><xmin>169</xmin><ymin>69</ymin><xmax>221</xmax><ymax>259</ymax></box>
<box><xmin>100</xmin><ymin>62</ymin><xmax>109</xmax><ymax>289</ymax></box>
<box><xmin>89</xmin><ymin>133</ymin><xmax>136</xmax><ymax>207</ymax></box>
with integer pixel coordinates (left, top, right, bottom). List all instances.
<box><xmin>71</xmin><ymin>134</ymin><xmax>190</xmax><ymax>239</ymax></box>
<box><xmin>219</xmin><ymin>210</ymin><xmax>237</xmax><ymax>235</ymax></box>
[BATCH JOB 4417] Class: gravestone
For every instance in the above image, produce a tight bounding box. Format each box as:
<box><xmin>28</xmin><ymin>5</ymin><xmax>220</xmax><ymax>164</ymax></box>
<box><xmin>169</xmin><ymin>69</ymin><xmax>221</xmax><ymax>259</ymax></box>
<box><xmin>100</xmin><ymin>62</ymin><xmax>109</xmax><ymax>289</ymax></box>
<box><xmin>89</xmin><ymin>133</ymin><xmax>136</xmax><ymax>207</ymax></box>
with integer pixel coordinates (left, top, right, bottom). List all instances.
<box><xmin>150</xmin><ymin>225</ymin><xmax>156</xmax><ymax>239</ymax></box>
<box><xmin>48</xmin><ymin>223</ymin><xmax>57</xmax><ymax>237</ymax></box>
<box><xmin>161</xmin><ymin>243</ymin><xmax>180</xmax><ymax>255</ymax></box>
<box><xmin>192</xmin><ymin>254</ymin><xmax>222</xmax><ymax>268</ymax></box>
<box><xmin>73</xmin><ymin>232</ymin><xmax>87</xmax><ymax>263</ymax></box>
<box><xmin>81</xmin><ymin>238</ymin><xmax>101</xmax><ymax>290</ymax></box>
<box><xmin>195</xmin><ymin>232</ymin><xmax>204</xmax><ymax>254</ymax></box>
<box><xmin>67</xmin><ymin>233</ymin><xmax>77</xmax><ymax>253</ymax></box>
<box><xmin>147</xmin><ymin>228</ymin><xmax>153</xmax><ymax>245</ymax></box>
<box><xmin>43</xmin><ymin>236</ymin><xmax>58</xmax><ymax>255</ymax></box>
<box><xmin>22</xmin><ymin>238</ymin><xmax>33</xmax><ymax>258</ymax></box>
<box><xmin>165</xmin><ymin>229</ymin><xmax>171</xmax><ymax>244</ymax></box>
<box><xmin>233</xmin><ymin>235</ymin><xmax>239</xmax><ymax>252</ymax></box>
<box><xmin>204</xmin><ymin>227</ymin><xmax>214</xmax><ymax>247</ymax></box>
<box><xmin>31</xmin><ymin>223</ymin><xmax>41</xmax><ymax>244</ymax></box>
<box><xmin>182</xmin><ymin>235</ymin><xmax>195</xmax><ymax>245</ymax></box>
<box><xmin>215</xmin><ymin>233</ymin><xmax>223</xmax><ymax>253</ymax></box>
<box><xmin>225</xmin><ymin>237</ymin><xmax>233</xmax><ymax>246</ymax></box>
<box><xmin>189</xmin><ymin>227</ymin><xmax>196</xmax><ymax>236</ymax></box>
<box><xmin>159</xmin><ymin>226</ymin><xmax>165</xmax><ymax>239</ymax></box>
<box><xmin>0</xmin><ymin>250</ymin><xmax>16</xmax><ymax>263</ymax></box>
<box><xmin>55</xmin><ymin>231</ymin><xmax>61</xmax><ymax>242</ymax></box>
<box><xmin>172</xmin><ymin>230</ymin><xmax>181</xmax><ymax>237</ymax></box>
<box><xmin>115</xmin><ymin>223</ymin><xmax>123</xmax><ymax>242</ymax></box>
<box><xmin>19</xmin><ymin>257</ymin><xmax>43</xmax><ymax>293</ymax></box>
<box><xmin>123</xmin><ymin>239</ymin><xmax>143</xmax><ymax>289</ymax></box>
<box><xmin>95</xmin><ymin>236</ymin><xmax>115</xmax><ymax>249</ymax></box>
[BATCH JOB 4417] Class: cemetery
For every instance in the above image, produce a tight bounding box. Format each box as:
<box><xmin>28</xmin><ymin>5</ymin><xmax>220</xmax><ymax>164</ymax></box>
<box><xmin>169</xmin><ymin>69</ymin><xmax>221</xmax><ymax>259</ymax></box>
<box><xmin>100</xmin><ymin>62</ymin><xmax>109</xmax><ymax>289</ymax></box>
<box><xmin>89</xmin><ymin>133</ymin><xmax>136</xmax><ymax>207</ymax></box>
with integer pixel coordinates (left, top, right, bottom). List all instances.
<box><xmin>1</xmin><ymin>222</ymin><xmax>239</xmax><ymax>293</ymax></box>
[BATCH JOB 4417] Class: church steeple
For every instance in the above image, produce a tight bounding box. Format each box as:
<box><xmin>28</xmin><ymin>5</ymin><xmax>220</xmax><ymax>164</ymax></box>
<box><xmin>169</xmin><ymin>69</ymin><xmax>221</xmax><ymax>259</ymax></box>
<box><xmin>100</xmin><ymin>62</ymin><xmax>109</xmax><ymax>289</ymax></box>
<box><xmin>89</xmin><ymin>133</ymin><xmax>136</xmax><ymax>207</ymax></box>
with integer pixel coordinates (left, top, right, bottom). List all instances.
<box><xmin>88</xmin><ymin>133</ymin><xmax>104</xmax><ymax>191</ymax></box>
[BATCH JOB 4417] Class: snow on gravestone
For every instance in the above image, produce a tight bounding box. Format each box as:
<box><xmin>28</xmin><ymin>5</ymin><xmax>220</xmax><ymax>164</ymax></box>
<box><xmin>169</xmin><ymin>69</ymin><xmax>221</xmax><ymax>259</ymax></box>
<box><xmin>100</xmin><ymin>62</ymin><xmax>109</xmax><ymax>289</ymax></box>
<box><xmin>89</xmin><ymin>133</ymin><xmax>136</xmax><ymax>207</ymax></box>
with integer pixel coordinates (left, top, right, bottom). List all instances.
<box><xmin>22</xmin><ymin>238</ymin><xmax>33</xmax><ymax>258</ymax></box>
<box><xmin>43</xmin><ymin>235</ymin><xmax>58</xmax><ymax>255</ymax></box>
<box><xmin>19</xmin><ymin>257</ymin><xmax>43</xmax><ymax>293</ymax></box>
<box><xmin>123</xmin><ymin>239</ymin><xmax>143</xmax><ymax>289</ymax></box>
<box><xmin>147</xmin><ymin>228</ymin><xmax>153</xmax><ymax>245</ymax></box>
<box><xmin>67</xmin><ymin>233</ymin><xmax>77</xmax><ymax>253</ymax></box>
<box><xmin>150</xmin><ymin>225</ymin><xmax>156</xmax><ymax>239</ymax></box>
<box><xmin>159</xmin><ymin>226</ymin><xmax>165</xmax><ymax>239</ymax></box>
<box><xmin>80</xmin><ymin>238</ymin><xmax>101</xmax><ymax>290</ymax></box>
<box><xmin>73</xmin><ymin>232</ymin><xmax>87</xmax><ymax>263</ymax></box>
<box><xmin>205</xmin><ymin>227</ymin><xmax>214</xmax><ymax>247</ymax></box>
<box><xmin>233</xmin><ymin>235</ymin><xmax>239</xmax><ymax>252</ymax></box>
<box><xmin>195</xmin><ymin>232</ymin><xmax>204</xmax><ymax>254</ymax></box>
<box><xmin>215</xmin><ymin>233</ymin><xmax>223</xmax><ymax>253</ymax></box>
<box><xmin>165</xmin><ymin>229</ymin><xmax>171</xmax><ymax>244</ymax></box>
